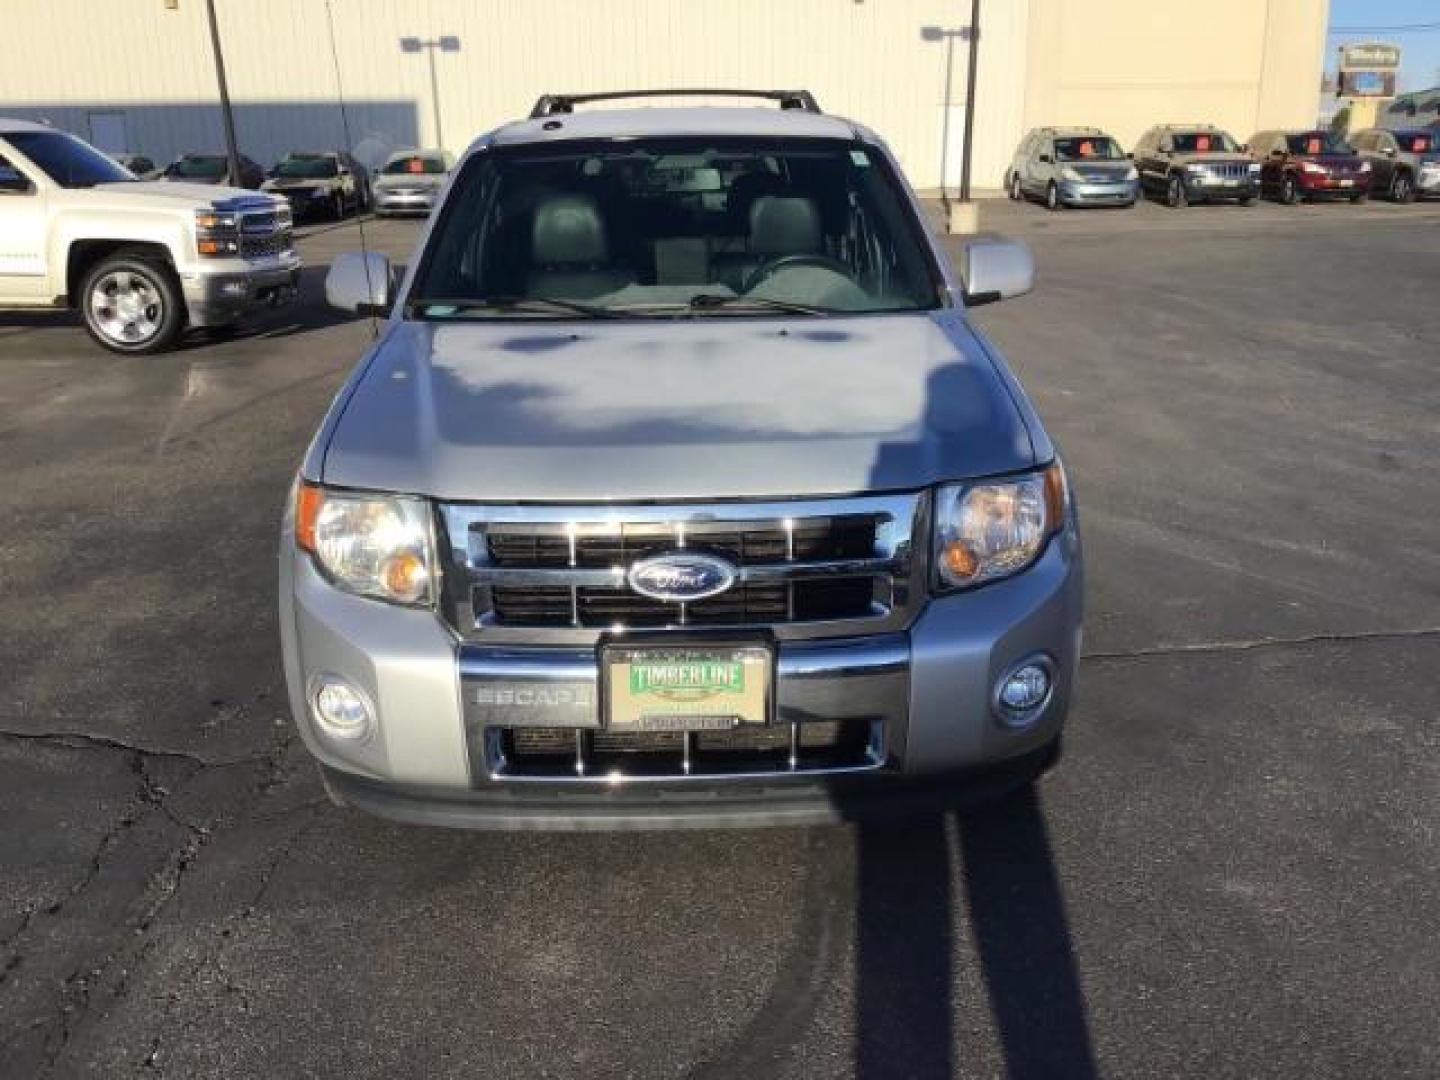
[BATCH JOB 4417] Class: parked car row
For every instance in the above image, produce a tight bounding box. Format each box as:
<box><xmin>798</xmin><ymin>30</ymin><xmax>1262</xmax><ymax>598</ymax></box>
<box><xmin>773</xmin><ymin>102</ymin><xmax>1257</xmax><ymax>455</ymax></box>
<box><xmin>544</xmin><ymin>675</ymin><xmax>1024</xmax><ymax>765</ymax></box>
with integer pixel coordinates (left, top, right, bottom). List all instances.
<box><xmin>103</xmin><ymin>147</ymin><xmax>454</xmax><ymax>220</ymax></box>
<box><xmin>1007</xmin><ymin>123</ymin><xmax>1440</xmax><ymax>209</ymax></box>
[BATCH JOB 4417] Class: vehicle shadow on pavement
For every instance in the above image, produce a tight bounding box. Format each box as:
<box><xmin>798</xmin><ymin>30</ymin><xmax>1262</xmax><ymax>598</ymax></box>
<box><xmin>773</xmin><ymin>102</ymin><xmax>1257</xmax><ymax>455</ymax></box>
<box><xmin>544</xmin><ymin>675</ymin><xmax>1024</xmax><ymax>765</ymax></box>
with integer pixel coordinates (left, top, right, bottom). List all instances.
<box><xmin>852</xmin><ymin>790</ymin><xmax>1097</xmax><ymax>1079</ymax></box>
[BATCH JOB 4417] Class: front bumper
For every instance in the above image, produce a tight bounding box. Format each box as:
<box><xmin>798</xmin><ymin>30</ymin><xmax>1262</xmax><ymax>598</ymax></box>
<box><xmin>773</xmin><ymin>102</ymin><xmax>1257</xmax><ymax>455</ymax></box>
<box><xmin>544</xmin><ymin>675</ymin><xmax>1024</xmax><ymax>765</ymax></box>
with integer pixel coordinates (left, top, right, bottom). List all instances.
<box><xmin>1296</xmin><ymin>174</ymin><xmax>1371</xmax><ymax>198</ymax></box>
<box><xmin>1057</xmin><ymin>179</ymin><xmax>1139</xmax><ymax>206</ymax></box>
<box><xmin>374</xmin><ymin>188</ymin><xmax>437</xmax><ymax>214</ymax></box>
<box><xmin>1416</xmin><ymin>168</ymin><xmax>1440</xmax><ymax>196</ymax></box>
<box><xmin>280</xmin><ymin>520</ymin><xmax>1083</xmax><ymax>829</ymax></box>
<box><xmin>1182</xmin><ymin>173</ymin><xmax>1261</xmax><ymax>200</ymax></box>
<box><xmin>182</xmin><ymin>255</ymin><xmax>302</xmax><ymax>327</ymax></box>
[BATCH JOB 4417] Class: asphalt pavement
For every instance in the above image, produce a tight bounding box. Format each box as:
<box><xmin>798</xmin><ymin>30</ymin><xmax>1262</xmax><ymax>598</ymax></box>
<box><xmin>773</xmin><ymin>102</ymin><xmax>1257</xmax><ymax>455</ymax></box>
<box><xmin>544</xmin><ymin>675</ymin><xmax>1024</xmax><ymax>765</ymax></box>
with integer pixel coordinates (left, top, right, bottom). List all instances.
<box><xmin>1</xmin><ymin>195</ymin><xmax>1437</xmax><ymax>1078</ymax></box>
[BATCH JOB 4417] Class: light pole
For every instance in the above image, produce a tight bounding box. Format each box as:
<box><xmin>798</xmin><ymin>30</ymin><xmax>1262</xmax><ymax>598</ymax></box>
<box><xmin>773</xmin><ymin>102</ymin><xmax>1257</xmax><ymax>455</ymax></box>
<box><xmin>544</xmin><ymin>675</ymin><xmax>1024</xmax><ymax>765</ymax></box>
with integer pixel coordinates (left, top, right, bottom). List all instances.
<box><xmin>400</xmin><ymin>35</ymin><xmax>461</xmax><ymax>152</ymax></box>
<box><xmin>921</xmin><ymin>4</ymin><xmax>981</xmax><ymax>206</ymax></box>
<box><xmin>202</xmin><ymin>0</ymin><xmax>243</xmax><ymax>186</ymax></box>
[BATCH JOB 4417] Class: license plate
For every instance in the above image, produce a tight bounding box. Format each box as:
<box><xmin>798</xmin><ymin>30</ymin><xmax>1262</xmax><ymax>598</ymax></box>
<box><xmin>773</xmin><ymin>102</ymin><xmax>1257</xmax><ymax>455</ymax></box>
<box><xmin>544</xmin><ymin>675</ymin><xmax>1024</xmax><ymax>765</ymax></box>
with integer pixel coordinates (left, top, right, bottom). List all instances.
<box><xmin>1339</xmin><ymin>179</ymin><xmax>1354</xmax><ymax>188</ymax></box>
<box><xmin>602</xmin><ymin>644</ymin><xmax>771</xmax><ymax>732</ymax></box>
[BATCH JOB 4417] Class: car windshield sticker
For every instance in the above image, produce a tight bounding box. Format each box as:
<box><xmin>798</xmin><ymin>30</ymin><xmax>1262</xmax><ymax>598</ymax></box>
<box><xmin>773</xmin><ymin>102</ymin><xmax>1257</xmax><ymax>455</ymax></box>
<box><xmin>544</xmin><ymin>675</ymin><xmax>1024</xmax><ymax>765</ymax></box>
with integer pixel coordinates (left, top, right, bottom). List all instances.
<box><xmin>1306</xmin><ymin>136</ymin><xmax>1322</xmax><ymax>154</ymax></box>
<box><xmin>1079</xmin><ymin>140</ymin><xmax>1094</xmax><ymax>157</ymax></box>
<box><xmin>1195</xmin><ymin>134</ymin><xmax>1211</xmax><ymax>151</ymax></box>
<box><xmin>406</xmin><ymin>158</ymin><xmax>425</xmax><ymax>173</ymax></box>
<box><xmin>1412</xmin><ymin>136</ymin><xmax>1429</xmax><ymax>152</ymax></box>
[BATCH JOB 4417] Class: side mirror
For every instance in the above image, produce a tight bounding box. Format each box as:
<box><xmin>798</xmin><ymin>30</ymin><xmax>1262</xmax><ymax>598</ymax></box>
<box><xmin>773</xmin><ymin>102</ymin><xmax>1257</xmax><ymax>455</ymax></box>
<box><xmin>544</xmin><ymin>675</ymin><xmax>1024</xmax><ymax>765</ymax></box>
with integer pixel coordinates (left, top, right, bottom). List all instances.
<box><xmin>0</xmin><ymin>165</ymin><xmax>30</xmax><ymax>193</ymax></box>
<box><xmin>960</xmin><ymin>239</ymin><xmax>1033</xmax><ymax>307</ymax></box>
<box><xmin>1125</xmin><ymin>151</ymin><xmax>1134</xmax><ymax>159</ymax></box>
<box><xmin>1038</xmin><ymin>153</ymin><xmax>1052</xmax><ymax>164</ymax></box>
<box><xmin>325</xmin><ymin>251</ymin><xmax>395</xmax><ymax>316</ymax></box>
<box><xmin>1269</xmin><ymin>148</ymin><xmax>1285</xmax><ymax>159</ymax></box>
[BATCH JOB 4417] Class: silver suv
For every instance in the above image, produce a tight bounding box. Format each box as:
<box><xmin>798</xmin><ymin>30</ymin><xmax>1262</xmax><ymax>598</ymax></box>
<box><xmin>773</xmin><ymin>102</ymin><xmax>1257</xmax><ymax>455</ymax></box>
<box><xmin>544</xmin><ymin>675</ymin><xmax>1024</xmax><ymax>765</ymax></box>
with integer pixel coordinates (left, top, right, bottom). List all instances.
<box><xmin>282</xmin><ymin>90</ymin><xmax>1083</xmax><ymax>829</ymax></box>
<box><xmin>1006</xmin><ymin>126</ymin><xmax>1139</xmax><ymax>209</ymax></box>
<box><xmin>1350</xmin><ymin>128</ymin><xmax>1440</xmax><ymax>202</ymax></box>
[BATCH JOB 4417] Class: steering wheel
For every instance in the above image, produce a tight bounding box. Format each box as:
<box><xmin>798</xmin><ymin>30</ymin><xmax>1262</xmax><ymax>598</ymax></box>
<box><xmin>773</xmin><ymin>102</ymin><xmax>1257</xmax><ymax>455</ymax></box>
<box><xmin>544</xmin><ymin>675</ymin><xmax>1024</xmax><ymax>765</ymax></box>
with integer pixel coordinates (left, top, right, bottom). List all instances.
<box><xmin>742</xmin><ymin>253</ymin><xmax>854</xmax><ymax>293</ymax></box>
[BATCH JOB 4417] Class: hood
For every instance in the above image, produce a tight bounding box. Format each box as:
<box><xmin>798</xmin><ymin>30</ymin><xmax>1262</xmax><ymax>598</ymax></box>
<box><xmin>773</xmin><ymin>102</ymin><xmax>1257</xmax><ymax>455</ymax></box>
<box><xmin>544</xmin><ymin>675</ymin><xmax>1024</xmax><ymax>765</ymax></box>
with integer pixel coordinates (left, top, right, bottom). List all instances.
<box><xmin>374</xmin><ymin>173</ymin><xmax>443</xmax><ymax>190</ymax></box>
<box><xmin>91</xmin><ymin>180</ymin><xmax>276</xmax><ymax>207</ymax></box>
<box><xmin>320</xmin><ymin>313</ymin><xmax>1037</xmax><ymax>501</ymax></box>
<box><xmin>264</xmin><ymin>177</ymin><xmax>330</xmax><ymax>191</ymax></box>
<box><xmin>1061</xmin><ymin>161</ymin><xmax>1133</xmax><ymax>180</ymax></box>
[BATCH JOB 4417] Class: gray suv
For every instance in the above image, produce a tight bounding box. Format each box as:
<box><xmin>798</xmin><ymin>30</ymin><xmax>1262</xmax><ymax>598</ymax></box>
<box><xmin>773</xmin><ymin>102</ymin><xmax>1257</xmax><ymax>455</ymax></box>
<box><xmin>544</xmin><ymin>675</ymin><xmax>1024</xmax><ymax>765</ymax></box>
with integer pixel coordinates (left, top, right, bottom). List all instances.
<box><xmin>1351</xmin><ymin>128</ymin><xmax>1440</xmax><ymax>202</ymax></box>
<box><xmin>1133</xmin><ymin>124</ymin><xmax>1261</xmax><ymax>207</ymax></box>
<box><xmin>283</xmin><ymin>90</ymin><xmax>1082</xmax><ymax>829</ymax></box>
<box><xmin>1006</xmin><ymin>126</ymin><xmax>1139</xmax><ymax>209</ymax></box>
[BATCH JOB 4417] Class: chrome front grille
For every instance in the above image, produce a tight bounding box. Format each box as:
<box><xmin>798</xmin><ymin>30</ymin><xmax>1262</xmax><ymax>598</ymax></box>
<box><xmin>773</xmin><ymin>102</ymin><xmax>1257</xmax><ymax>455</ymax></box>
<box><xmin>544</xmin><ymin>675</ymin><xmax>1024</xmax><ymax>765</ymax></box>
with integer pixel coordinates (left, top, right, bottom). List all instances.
<box><xmin>238</xmin><ymin>208</ymin><xmax>292</xmax><ymax>259</ymax></box>
<box><xmin>439</xmin><ymin>494</ymin><xmax>925</xmax><ymax>642</ymax></box>
<box><xmin>1198</xmin><ymin>162</ymin><xmax>1251</xmax><ymax>180</ymax></box>
<box><xmin>488</xmin><ymin>718</ymin><xmax>883</xmax><ymax>780</ymax></box>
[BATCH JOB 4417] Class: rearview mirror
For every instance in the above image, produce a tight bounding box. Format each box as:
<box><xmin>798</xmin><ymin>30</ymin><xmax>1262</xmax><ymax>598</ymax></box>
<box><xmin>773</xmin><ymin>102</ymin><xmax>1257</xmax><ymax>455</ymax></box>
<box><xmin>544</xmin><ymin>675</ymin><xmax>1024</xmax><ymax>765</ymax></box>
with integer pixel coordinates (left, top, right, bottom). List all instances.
<box><xmin>325</xmin><ymin>251</ymin><xmax>395</xmax><ymax>316</ymax></box>
<box><xmin>960</xmin><ymin>239</ymin><xmax>1033</xmax><ymax>307</ymax></box>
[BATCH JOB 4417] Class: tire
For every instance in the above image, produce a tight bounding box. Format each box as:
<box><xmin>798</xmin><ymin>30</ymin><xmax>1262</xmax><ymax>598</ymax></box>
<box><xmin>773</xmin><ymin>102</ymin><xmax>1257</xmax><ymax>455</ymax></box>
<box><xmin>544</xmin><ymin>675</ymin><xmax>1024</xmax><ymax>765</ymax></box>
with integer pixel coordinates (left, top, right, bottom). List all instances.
<box><xmin>1045</xmin><ymin>180</ymin><xmax>1062</xmax><ymax>211</ymax></box>
<box><xmin>1239</xmin><ymin>196</ymin><xmax>1255</xmax><ymax>206</ymax></box>
<box><xmin>1165</xmin><ymin>172</ymin><xmax>1187</xmax><ymax>208</ymax></box>
<box><xmin>332</xmin><ymin>192</ymin><xmax>346</xmax><ymax>220</ymax></box>
<box><xmin>1350</xmin><ymin>190</ymin><xmax>1368</xmax><ymax>204</ymax></box>
<box><xmin>1391</xmin><ymin>171</ymin><xmax>1415</xmax><ymax>204</ymax></box>
<box><xmin>78</xmin><ymin>252</ymin><xmax>185</xmax><ymax>355</ymax></box>
<box><xmin>1279</xmin><ymin>174</ymin><xmax>1299</xmax><ymax>205</ymax></box>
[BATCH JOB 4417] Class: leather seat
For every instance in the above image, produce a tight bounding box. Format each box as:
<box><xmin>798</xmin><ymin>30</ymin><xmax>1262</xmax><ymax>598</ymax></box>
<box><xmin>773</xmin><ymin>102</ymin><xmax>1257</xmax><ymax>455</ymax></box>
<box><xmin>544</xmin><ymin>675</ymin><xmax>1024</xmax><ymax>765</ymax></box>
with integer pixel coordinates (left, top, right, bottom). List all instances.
<box><xmin>712</xmin><ymin>194</ymin><xmax>824</xmax><ymax>292</ymax></box>
<box><xmin>526</xmin><ymin>193</ymin><xmax>630</xmax><ymax>299</ymax></box>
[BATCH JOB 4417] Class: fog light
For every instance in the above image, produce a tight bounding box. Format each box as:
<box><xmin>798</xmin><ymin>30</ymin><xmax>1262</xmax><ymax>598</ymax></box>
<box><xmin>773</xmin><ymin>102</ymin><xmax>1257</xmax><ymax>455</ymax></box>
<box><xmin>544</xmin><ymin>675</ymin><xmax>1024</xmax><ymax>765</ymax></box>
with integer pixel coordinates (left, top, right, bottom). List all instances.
<box><xmin>310</xmin><ymin>676</ymin><xmax>375</xmax><ymax>741</ymax></box>
<box><xmin>994</xmin><ymin>659</ymin><xmax>1053</xmax><ymax>727</ymax></box>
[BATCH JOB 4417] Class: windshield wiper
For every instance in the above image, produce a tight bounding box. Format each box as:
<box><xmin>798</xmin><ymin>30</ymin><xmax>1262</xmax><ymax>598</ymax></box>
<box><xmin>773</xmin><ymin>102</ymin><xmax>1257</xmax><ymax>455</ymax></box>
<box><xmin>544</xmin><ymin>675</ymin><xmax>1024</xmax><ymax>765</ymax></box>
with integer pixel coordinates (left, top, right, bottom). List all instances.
<box><xmin>683</xmin><ymin>293</ymin><xmax>832</xmax><ymax>316</ymax></box>
<box><xmin>409</xmin><ymin>296</ymin><xmax>622</xmax><ymax>319</ymax></box>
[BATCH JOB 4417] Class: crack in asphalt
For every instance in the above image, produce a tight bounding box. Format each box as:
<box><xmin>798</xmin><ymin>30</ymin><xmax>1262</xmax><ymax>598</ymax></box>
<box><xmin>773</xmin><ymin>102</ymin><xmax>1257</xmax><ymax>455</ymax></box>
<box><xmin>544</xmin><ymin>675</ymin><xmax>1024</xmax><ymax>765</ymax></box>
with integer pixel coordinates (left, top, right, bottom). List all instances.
<box><xmin>1081</xmin><ymin>626</ymin><xmax>1440</xmax><ymax>662</ymax></box>
<box><xmin>0</xmin><ymin>728</ymin><xmax>263</xmax><ymax>770</ymax></box>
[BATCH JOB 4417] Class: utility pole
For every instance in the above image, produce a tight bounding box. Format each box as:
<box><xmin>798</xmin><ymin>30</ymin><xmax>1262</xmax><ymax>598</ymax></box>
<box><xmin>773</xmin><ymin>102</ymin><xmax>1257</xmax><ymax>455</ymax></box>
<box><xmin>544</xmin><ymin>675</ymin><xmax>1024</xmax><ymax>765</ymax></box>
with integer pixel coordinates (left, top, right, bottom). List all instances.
<box><xmin>958</xmin><ymin>0</ymin><xmax>981</xmax><ymax>203</ymax></box>
<box><xmin>202</xmin><ymin>0</ymin><xmax>243</xmax><ymax>186</ymax></box>
<box><xmin>400</xmin><ymin>36</ymin><xmax>461</xmax><ymax>152</ymax></box>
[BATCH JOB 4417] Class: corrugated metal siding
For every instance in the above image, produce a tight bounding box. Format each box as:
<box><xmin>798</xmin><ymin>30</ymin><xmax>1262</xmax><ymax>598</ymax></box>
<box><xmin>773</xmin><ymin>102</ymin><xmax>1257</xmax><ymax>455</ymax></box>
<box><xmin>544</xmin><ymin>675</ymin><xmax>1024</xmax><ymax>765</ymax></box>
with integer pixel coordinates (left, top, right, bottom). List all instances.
<box><xmin>0</xmin><ymin>0</ymin><xmax>1020</xmax><ymax>187</ymax></box>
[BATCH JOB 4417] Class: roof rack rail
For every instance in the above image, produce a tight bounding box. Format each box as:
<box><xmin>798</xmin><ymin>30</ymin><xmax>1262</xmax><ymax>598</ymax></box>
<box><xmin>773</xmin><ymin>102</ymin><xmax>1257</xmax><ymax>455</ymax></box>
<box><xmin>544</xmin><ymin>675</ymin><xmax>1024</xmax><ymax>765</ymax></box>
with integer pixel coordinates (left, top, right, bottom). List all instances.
<box><xmin>529</xmin><ymin>89</ymin><xmax>821</xmax><ymax>119</ymax></box>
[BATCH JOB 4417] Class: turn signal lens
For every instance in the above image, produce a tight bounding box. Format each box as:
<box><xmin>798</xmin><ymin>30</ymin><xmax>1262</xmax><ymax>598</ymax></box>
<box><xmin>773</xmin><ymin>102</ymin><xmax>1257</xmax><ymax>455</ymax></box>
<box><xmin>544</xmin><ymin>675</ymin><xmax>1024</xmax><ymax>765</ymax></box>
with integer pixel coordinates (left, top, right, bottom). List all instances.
<box><xmin>295</xmin><ymin>480</ymin><xmax>324</xmax><ymax>552</ymax></box>
<box><xmin>934</xmin><ymin>462</ymin><xmax>1068</xmax><ymax>590</ymax></box>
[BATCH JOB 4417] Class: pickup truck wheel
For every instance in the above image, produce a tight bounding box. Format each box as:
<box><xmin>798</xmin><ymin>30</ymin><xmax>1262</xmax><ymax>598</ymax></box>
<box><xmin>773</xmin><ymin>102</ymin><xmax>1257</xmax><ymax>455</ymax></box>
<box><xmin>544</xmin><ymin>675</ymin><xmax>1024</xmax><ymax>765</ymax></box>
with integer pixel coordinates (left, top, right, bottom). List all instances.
<box><xmin>1165</xmin><ymin>173</ymin><xmax>1187</xmax><ymax>208</ymax></box>
<box><xmin>79</xmin><ymin>254</ymin><xmax>184</xmax><ymax>355</ymax></box>
<box><xmin>1390</xmin><ymin>171</ymin><xmax>1414</xmax><ymax>203</ymax></box>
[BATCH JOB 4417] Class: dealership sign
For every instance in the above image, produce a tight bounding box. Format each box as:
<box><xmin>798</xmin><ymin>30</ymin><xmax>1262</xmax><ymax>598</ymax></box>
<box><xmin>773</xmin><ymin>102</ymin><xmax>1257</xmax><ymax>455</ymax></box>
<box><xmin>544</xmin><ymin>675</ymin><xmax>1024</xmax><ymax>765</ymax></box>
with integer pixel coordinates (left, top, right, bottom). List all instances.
<box><xmin>1339</xmin><ymin>43</ymin><xmax>1401</xmax><ymax>69</ymax></box>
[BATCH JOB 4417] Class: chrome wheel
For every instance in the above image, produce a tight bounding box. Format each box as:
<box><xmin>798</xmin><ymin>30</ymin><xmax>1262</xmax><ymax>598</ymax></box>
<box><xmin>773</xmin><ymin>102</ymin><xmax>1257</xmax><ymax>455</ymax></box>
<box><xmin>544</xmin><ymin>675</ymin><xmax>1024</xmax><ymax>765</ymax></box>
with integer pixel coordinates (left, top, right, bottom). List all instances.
<box><xmin>1046</xmin><ymin>181</ymin><xmax>1060</xmax><ymax>210</ymax></box>
<box><xmin>1010</xmin><ymin>173</ymin><xmax>1023</xmax><ymax>201</ymax></box>
<box><xmin>88</xmin><ymin>271</ymin><xmax>164</xmax><ymax>346</ymax></box>
<box><xmin>1392</xmin><ymin>172</ymin><xmax>1413</xmax><ymax>203</ymax></box>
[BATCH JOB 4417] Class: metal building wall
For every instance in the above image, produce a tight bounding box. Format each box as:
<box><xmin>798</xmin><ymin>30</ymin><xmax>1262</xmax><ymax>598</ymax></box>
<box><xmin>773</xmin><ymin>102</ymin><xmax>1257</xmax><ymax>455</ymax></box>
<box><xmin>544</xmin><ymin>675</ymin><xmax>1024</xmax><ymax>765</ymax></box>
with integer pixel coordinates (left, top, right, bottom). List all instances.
<box><xmin>0</xmin><ymin>0</ymin><xmax>1323</xmax><ymax>189</ymax></box>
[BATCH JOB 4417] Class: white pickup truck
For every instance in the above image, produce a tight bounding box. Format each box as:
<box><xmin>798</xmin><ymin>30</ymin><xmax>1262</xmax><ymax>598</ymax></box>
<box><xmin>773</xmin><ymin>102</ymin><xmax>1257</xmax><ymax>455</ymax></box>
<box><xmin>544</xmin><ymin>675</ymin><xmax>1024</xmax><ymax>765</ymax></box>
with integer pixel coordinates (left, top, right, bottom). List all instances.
<box><xmin>0</xmin><ymin>119</ymin><xmax>301</xmax><ymax>354</ymax></box>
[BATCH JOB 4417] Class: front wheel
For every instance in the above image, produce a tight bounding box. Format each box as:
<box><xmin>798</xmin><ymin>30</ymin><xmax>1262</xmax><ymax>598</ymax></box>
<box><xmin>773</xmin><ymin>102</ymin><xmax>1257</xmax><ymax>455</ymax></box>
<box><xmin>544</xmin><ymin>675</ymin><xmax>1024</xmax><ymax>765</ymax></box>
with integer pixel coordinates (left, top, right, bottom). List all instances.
<box><xmin>332</xmin><ymin>192</ymin><xmax>346</xmax><ymax>220</ymax></box>
<box><xmin>1350</xmin><ymin>190</ymin><xmax>1368</xmax><ymax>204</ymax></box>
<box><xmin>1279</xmin><ymin>174</ymin><xmax>1299</xmax><ymax>204</ymax></box>
<box><xmin>1165</xmin><ymin>173</ymin><xmax>1187</xmax><ymax>208</ymax></box>
<box><xmin>1390</xmin><ymin>172</ymin><xmax>1414</xmax><ymax>203</ymax></box>
<box><xmin>1045</xmin><ymin>180</ymin><xmax>1062</xmax><ymax>211</ymax></box>
<box><xmin>1009</xmin><ymin>172</ymin><xmax>1024</xmax><ymax>202</ymax></box>
<box><xmin>1239</xmin><ymin>196</ymin><xmax>1255</xmax><ymax>206</ymax></box>
<box><xmin>79</xmin><ymin>253</ymin><xmax>185</xmax><ymax>355</ymax></box>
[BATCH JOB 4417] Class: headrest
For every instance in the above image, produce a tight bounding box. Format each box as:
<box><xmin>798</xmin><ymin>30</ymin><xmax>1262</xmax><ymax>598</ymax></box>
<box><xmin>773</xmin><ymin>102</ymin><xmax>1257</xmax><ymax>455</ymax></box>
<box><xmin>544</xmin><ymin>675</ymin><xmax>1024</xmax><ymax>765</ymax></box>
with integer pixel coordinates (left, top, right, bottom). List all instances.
<box><xmin>531</xmin><ymin>193</ymin><xmax>608</xmax><ymax>265</ymax></box>
<box><xmin>749</xmin><ymin>195</ymin><xmax>822</xmax><ymax>256</ymax></box>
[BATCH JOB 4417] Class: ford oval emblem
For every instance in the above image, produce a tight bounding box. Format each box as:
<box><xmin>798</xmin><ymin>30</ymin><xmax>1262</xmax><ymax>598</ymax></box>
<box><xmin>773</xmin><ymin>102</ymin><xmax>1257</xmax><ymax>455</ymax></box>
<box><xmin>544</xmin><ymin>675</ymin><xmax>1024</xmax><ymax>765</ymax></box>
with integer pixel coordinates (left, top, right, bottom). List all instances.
<box><xmin>626</xmin><ymin>552</ymin><xmax>738</xmax><ymax>603</ymax></box>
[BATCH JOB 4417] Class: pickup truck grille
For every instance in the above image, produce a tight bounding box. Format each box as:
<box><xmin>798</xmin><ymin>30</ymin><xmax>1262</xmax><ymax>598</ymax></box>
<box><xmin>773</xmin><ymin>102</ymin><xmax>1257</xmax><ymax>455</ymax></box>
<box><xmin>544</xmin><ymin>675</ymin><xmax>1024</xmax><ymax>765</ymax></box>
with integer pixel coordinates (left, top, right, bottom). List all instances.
<box><xmin>240</xmin><ymin>230</ymin><xmax>293</xmax><ymax>258</ymax></box>
<box><xmin>439</xmin><ymin>495</ymin><xmax>923</xmax><ymax>639</ymax></box>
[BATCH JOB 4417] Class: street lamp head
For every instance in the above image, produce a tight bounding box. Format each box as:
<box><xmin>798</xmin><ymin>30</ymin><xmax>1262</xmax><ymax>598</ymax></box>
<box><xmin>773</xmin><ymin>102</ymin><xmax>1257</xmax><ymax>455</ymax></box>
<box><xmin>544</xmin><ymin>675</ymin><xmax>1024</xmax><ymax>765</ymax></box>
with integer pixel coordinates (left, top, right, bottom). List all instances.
<box><xmin>438</xmin><ymin>35</ymin><xmax>461</xmax><ymax>52</ymax></box>
<box><xmin>920</xmin><ymin>26</ymin><xmax>944</xmax><ymax>41</ymax></box>
<box><xmin>399</xmin><ymin>37</ymin><xmax>422</xmax><ymax>53</ymax></box>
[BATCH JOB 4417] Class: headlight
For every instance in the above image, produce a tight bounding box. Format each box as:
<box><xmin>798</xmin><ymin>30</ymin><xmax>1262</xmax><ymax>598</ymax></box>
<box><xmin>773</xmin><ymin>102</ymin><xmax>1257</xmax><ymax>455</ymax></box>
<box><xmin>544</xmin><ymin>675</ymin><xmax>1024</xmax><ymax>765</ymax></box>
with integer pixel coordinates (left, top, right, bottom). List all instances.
<box><xmin>934</xmin><ymin>462</ymin><xmax>1067</xmax><ymax>590</ymax></box>
<box><xmin>1125</xmin><ymin>165</ymin><xmax>1139</xmax><ymax>181</ymax></box>
<box><xmin>1248</xmin><ymin>162</ymin><xmax>1262</xmax><ymax>174</ymax></box>
<box><xmin>1185</xmin><ymin>163</ymin><xmax>1206</xmax><ymax>172</ymax></box>
<box><xmin>1060</xmin><ymin>166</ymin><xmax>1084</xmax><ymax>182</ymax></box>
<box><xmin>195</xmin><ymin>208</ymin><xmax>240</xmax><ymax>257</ymax></box>
<box><xmin>1358</xmin><ymin>161</ymin><xmax>1372</xmax><ymax>173</ymax></box>
<box><xmin>294</xmin><ymin>481</ymin><xmax>435</xmax><ymax>605</ymax></box>
<box><xmin>1300</xmin><ymin>161</ymin><xmax>1325</xmax><ymax>174</ymax></box>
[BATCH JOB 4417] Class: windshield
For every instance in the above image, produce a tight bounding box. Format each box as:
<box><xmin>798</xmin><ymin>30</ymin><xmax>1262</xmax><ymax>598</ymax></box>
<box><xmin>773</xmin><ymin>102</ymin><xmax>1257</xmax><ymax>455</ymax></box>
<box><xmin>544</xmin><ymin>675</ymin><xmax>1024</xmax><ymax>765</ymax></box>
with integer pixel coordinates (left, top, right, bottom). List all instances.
<box><xmin>3</xmin><ymin>131</ymin><xmax>133</xmax><ymax>188</ymax></box>
<box><xmin>1287</xmin><ymin>132</ymin><xmax>1353</xmax><ymax>155</ymax></box>
<box><xmin>382</xmin><ymin>154</ymin><xmax>446</xmax><ymax>175</ymax></box>
<box><xmin>275</xmin><ymin>156</ymin><xmax>338</xmax><ymax>179</ymax></box>
<box><xmin>172</xmin><ymin>156</ymin><xmax>228</xmax><ymax>178</ymax></box>
<box><xmin>410</xmin><ymin>137</ymin><xmax>942</xmax><ymax>318</ymax></box>
<box><xmin>1053</xmin><ymin>136</ymin><xmax>1123</xmax><ymax>161</ymax></box>
<box><xmin>1170</xmin><ymin>131</ymin><xmax>1240</xmax><ymax>153</ymax></box>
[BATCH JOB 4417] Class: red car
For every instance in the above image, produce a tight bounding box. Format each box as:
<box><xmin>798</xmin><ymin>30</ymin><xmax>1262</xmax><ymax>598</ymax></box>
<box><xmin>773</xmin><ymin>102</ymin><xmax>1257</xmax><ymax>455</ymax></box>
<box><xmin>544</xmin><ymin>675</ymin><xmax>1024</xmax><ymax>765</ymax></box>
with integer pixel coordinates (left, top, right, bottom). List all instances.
<box><xmin>1249</xmin><ymin>129</ymin><xmax>1372</xmax><ymax>204</ymax></box>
